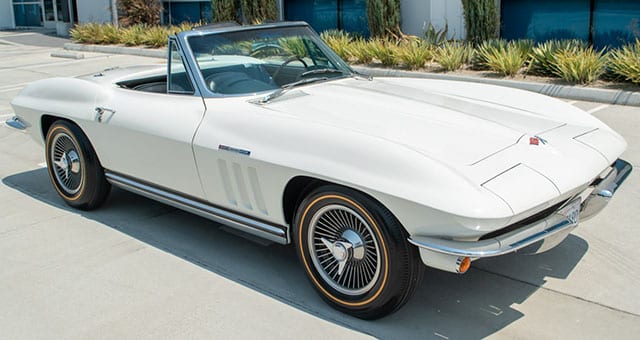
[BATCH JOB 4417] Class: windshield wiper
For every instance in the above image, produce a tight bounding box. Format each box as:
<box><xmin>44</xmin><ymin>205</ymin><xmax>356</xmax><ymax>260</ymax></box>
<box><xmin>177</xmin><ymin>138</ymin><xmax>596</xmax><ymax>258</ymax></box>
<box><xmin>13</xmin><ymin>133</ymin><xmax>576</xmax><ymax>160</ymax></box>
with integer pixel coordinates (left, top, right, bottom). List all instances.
<box><xmin>299</xmin><ymin>68</ymin><xmax>347</xmax><ymax>78</ymax></box>
<box><xmin>257</xmin><ymin>77</ymin><xmax>328</xmax><ymax>104</ymax></box>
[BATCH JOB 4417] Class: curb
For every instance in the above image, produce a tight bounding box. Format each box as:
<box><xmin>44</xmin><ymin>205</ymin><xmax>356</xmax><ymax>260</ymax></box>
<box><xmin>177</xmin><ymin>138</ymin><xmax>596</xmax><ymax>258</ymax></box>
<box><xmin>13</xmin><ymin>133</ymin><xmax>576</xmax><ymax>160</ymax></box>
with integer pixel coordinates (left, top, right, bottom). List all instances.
<box><xmin>64</xmin><ymin>43</ymin><xmax>166</xmax><ymax>59</ymax></box>
<box><xmin>64</xmin><ymin>43</ymin><xmax>640</xmax><ymax>107</ymax></box>
<box><xmin>352</xmin><ymin>66</ymin><xmax>640</xmax><ymax>107</ymax></box>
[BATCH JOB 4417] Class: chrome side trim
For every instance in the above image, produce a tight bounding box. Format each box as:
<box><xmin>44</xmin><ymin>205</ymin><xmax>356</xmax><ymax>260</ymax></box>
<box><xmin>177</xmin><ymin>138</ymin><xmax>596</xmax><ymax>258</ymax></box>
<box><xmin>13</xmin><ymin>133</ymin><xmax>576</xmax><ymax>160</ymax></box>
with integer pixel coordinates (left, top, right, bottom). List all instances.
<box><xmin>6</xmin><ymin>116</ymin><xmax>27</xmax><ymax>130</ymax></box>
<box><xmin>105</xmin><ymin>171</ymin><xmax>289</xmax><ymax>244</ymax></box>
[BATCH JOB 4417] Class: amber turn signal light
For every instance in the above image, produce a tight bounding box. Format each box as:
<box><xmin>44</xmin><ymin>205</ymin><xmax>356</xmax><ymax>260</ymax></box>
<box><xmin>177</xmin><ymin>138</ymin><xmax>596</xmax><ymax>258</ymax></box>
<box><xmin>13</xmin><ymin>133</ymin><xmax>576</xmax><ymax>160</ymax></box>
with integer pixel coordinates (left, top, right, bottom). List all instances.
<box><xmin>457</xmin><ymin>257</ymin><xmax>471</xmax><ymax>274</ymax></box>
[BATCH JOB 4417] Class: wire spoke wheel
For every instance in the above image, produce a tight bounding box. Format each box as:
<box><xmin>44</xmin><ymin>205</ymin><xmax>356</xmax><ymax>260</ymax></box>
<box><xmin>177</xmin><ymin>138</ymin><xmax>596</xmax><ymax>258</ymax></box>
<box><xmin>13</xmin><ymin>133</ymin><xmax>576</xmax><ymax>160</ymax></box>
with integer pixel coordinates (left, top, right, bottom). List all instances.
<box><xmin>50</xmin><ymin>132</ymin><xmax>83</xmax><ymax>195</ymax></box>
<box><xmin>308</xmin><ymin>204</ymin><xmax>381</xmax><ymax>296</ymax></box>
<box><xmin>45</xmin><ymin>121</ymin><xmax>110</xmax><ymax>210</ymax></box>
<box><xmin>295</xmin><ymin>186</ymin><xmax>424</xmax><ymax>319</ymax></box>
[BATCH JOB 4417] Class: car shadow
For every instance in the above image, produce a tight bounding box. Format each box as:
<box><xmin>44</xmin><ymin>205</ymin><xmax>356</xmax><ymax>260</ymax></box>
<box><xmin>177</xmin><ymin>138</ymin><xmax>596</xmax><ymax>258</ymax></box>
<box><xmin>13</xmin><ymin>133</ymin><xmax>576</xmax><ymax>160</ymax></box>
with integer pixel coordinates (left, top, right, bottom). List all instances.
<box><xmin>2</xmin><ymin>168</ymin><xmax>589</xmax><ymax>339</ymax></box>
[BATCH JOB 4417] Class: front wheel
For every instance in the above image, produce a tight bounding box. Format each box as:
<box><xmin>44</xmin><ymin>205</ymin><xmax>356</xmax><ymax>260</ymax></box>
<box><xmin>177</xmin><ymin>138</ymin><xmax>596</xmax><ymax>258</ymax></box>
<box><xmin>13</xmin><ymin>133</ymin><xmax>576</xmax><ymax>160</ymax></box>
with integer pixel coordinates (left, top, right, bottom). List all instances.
<box><xmin>45</xmin><ymin>120</ymin><xmax>110</xmax><ymax>210</ymax></box>
<box><xmin>294</xmin><ymin>185</ymin><xmax>423</xmax><ymax>319</ymax></box>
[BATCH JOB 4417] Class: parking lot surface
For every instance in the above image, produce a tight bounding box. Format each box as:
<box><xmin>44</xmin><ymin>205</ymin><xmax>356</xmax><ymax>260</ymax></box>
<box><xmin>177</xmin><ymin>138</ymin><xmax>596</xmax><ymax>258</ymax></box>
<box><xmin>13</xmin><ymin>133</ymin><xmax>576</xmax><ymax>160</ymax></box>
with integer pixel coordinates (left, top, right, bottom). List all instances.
<box><xmin>1</xmin><ymin>31</ymin><xmax>639</xmax><ymax>339</ymax></box>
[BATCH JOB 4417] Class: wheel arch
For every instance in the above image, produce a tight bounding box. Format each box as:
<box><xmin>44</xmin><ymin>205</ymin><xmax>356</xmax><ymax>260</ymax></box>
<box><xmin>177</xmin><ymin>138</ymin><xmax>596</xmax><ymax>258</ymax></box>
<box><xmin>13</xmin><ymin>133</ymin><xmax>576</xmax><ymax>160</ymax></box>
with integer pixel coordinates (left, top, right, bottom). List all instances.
<box><xmin>282</xmin><ymin>175</ymin><xmax>408</xmax><ymax>235</ymax></box>
<box><xmin>41</xmin><ymin>114</ymin><xmax>73</xmax><ymax>142</ymax></box>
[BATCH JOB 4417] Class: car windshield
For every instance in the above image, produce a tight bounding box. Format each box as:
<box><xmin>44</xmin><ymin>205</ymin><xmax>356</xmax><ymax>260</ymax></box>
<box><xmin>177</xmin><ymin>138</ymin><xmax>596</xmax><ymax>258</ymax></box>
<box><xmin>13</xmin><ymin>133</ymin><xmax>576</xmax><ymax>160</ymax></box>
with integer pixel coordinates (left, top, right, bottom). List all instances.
<box><xmin>187</xmin><ymin>26</ymin><xmax>352</xmax><ymax>95</ymax></box>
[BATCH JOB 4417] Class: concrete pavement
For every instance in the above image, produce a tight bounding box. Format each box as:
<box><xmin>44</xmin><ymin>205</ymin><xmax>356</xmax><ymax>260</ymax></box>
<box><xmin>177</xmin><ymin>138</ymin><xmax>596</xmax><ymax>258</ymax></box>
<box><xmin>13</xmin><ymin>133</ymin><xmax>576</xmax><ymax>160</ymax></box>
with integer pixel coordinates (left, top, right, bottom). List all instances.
<box><xmin>1</xmin><ymin>31</ymin><xmax>639</xmax><ymax>339</ymax></box>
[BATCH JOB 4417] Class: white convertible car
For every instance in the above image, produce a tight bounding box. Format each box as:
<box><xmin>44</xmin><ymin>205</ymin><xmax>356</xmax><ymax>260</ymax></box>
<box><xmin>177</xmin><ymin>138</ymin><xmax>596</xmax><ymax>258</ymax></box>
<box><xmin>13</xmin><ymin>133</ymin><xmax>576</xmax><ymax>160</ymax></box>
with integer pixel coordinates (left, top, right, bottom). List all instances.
<box><xmin>8</xmin><ymin>22</ymin><xmax>632</xmax><ymax>319</ymax></box>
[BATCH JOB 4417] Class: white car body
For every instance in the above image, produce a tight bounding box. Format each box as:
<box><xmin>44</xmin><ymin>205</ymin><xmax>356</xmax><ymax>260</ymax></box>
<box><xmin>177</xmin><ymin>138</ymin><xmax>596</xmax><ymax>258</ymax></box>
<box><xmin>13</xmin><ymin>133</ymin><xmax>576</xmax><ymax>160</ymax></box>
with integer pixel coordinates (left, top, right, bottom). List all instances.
<box><xmin>9</xmin><ymin>22</ymin><xmax>631</xmax><ymax>277</ymax></box>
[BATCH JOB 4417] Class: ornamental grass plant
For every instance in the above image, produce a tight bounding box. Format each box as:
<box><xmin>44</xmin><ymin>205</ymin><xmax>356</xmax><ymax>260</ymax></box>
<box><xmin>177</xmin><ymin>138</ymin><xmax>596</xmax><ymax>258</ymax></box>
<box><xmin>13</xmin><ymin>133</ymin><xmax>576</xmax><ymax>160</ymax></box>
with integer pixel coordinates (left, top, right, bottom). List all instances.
<box><xmin>348</xmin><ymin>38</ymin><xmax>374</xmax><ymax>64</ymax></box>
<box><xmin>476</xmin><ymin>40</ymin><xmax>529</xmax><ymax>76</ymax></box>
<box><xmin>551</xmin><ymin>47</ymin><xmax>607</xmax><ymax>84</ymax></box>
<box><xmin>68</xmin><ymin>24</ymin><xmax>640</xmax><ymax>88</ymax></box>
<box><xmin>396</xmin><ymin>39</ymin><xmax>432</xmax><ymax>70</ymax></box>
<box><xmin>70</xmin><ymin>23</ymin><xmax>120</xmax><ymax>44</ymax></box>
<box><xmin>365</xmin><ymin>38</ymin><xmax>399</xmax><ymax>66</ymax></box>
<box><xmin>609</xmin><ymin>39</ymin><xmax>640</xmax><ymax>85</ymax></box>
<box><xmin>140</xmin><ymin>26</ymin><xmax>173</xmax><ymax>48</ymax></box>
<box><xmin>433</xmin><ymin>42</ymin><xmax>472</xmax><ymax>72</ymax></box>
<box><xmin>70</xmin><ymin>23</ymin><xmax>194</xmax><ymax>47</ymax></box>
<box><xmin>320</xmin><ymin>30</ymin><xmax>353</xmax><ymax>61</ymax></box>
<box><xmin>528</xmin><ymin>40</ymin><xmax>587</xmax><ymax>76</ymax></box>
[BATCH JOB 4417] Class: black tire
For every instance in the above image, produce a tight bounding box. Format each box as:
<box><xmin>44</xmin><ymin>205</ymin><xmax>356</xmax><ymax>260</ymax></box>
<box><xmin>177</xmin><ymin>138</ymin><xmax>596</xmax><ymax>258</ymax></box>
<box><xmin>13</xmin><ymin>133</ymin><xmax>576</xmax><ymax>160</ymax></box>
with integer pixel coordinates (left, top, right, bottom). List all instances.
<box><xmin>293</xmin><ymin>185</ymin><xmax>423</xmax><ymax>319</ymax></box>
<box><xmin>45</xmin><ymin>120</ymin><xmax>110</xmax><ymax>210</ymax></box>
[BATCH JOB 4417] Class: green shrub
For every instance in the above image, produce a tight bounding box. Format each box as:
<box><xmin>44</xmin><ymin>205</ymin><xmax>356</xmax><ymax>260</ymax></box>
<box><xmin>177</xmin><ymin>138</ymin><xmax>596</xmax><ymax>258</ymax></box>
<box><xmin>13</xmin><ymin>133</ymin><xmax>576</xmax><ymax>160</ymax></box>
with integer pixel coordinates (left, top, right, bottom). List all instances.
<box><xmin>397</xmin><ymin>40</ymin><xmax>431</xmax><ymax>70</ymax></box>
<box><xmin>321</xmin><ymin>30</ymin><xmax>353</xmax><ymax>61</ymax></box>
<box><xmin>423</xmin><ymin>23</ymin><xmax>448</xmax><ymax>46</ymax></box>
<box><xmin>366</xmin><ymin>0</ymin><xmax>401</xmax><ymax>38</ymax></box>
<box><xmin>348</xmin><ymin>38</ymin><xmax>374</xmax><ymax>64</ymax></box>
<box><xmin>118</xmin><ymin>0</ymin><xmax>161</xmax><ymax>26</ymax></box>
<box><xmin>433</xmin><ymin>42</ymin><xmax>471</xmax><ymax>72</ymax></box>
<box><xmin>608</xmin><ymin>39</ymin><xmax>640</xmax><ymax>84</ymax></box>
<box><xmin>528</xmin><ymin>40</ymin><xmax>587</xmax><ymax>76</ymax></box>
<box><xmin>552</xmin><ymin>47</ymin><xmax>607</xmax><ymax>84</ymax></box>
<box><xmin>240</xmin><ymin>0</ymin><xmax>278</xmax><ymax>24</ymax></box>
<box><xmin>477</xmin><ymin>40</ymin><xmax>528</xmax><ymax>76</ymax></box>
<box><xmin>212</xmin><ymin>0</ymin><xmax>237</xmax><ymax>22</ymax></box>
<box><xmin>366</xmin><ymin>38</ymin><xmax>399</xmax><ymax>66</ymax></box>
<box><xmin>462</xmin><ymin>0</ymin><xmax>499</xmax><ymax>45</ymax></box>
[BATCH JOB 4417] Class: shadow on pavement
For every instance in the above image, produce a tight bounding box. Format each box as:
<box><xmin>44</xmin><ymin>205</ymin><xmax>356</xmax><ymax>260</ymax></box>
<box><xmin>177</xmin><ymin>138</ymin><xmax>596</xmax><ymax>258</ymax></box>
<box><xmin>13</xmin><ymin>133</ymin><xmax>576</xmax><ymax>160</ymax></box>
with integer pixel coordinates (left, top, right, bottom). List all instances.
<box><xmin>0</xmin><ymin>28</ymin><xmax>69</xmax><ymax>48</ymax></box>
<box><xmin>3</xmin><ymin>168</ymin><xmax>588</xmax><ymax>339</ymax></box>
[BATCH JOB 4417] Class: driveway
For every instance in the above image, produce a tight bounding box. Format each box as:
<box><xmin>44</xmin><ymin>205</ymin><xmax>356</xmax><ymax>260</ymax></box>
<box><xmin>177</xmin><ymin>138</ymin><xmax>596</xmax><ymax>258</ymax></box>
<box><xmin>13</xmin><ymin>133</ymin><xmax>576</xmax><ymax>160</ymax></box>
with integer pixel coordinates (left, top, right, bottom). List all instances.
<box><xmin>1</xmin><ymin>33</ymin><xmax>639</xmax><ymax>339</ymax></box>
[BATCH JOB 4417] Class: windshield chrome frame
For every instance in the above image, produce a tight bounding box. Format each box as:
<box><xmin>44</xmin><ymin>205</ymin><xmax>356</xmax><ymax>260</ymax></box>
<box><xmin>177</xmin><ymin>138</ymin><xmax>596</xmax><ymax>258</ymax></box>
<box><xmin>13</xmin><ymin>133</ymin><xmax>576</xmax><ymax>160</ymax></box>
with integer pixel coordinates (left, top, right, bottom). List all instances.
<box><xmin>173</xmin><ymin>21</ymin><xmax>356</xmax><ymax>99</ymax></box>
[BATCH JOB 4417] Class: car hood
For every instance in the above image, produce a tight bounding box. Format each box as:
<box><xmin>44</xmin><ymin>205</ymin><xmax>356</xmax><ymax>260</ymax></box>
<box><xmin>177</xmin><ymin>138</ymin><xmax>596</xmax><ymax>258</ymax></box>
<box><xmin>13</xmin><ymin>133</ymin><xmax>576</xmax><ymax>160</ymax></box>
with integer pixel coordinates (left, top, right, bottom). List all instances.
<box><xmin>263</xmin><ymin>77</ymin><xmax>578</xmax><ymax>166</ymax></box>
<box><xmin>259</xmin><ymin>77</ymin><xmax>626</xmax><ymax>215</ymax></box>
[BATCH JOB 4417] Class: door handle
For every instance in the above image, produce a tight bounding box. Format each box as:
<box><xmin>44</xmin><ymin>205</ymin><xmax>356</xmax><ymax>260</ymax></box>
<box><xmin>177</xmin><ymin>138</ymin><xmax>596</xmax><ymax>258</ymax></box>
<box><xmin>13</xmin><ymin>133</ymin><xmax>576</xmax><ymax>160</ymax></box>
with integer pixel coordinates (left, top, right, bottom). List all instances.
<box><xmin>95</xmin><ymin>107</ymin><xmax>116</xmax><ymax>122</ymax></box>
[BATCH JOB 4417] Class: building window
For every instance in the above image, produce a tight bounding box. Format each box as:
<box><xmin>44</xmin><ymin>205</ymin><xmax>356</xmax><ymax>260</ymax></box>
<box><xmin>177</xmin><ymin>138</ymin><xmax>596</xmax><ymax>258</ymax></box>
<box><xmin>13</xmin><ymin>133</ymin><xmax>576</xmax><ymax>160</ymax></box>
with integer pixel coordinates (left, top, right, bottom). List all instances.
<box><xmin>43</xmin><ymin>0</ymin><xmax>54</xmax><ymax>21</ymax></box>
<box><xmin>12</xmin><ymin>0</ymin><xmax>42</xmax><ymax>27</ymax></box>
<box><xmin>163</xmin><ymin>0</ymin><xmax>212</xmax><ymax>25</ymax></box>
<box><xmin>284</xmin><ymin>0</ymin><xmax>369</xmax><ymax>37</ymax></box>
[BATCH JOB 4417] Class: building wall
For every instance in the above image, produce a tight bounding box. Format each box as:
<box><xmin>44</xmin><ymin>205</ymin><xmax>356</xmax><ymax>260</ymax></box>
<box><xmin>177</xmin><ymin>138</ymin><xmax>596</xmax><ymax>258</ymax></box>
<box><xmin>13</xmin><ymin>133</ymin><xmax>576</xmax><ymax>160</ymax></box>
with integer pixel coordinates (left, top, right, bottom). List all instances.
<box><xmin>0</xmin><ymin>1</ymin><xmax>15</xmax><ymax>29</ymax></box>
<box><xmin>77</xmin><ymin>0</ymin><xmax>113</xmax><ymax>24</ymax></box>
<box><xmin>401</xmin><ymin>0</ymin><xmax>465</xmax><ymax>39</ymax></box>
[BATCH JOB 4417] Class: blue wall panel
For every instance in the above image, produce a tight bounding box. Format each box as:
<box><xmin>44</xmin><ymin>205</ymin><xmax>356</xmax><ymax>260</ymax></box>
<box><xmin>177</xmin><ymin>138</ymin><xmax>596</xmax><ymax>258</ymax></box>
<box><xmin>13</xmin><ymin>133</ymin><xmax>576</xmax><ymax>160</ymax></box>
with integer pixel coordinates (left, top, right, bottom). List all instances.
<box><xmin>593</xmin><ymin>0</ymin><xmax>640</xmax><ymax>48</ymax></box>
<box><xmin>501</xmin><ymin>0</ymin><xmax>591</xmax><ymax>42</ymax></box>
<box><xmin>502</xmin><ymin>0</ymin><xmax>640</xmax><ymax>47</ymax></box>
<box><xmin>285</xmin><ymin>0</ymin><xmax>369</xmax><ymax>36</ymax></box>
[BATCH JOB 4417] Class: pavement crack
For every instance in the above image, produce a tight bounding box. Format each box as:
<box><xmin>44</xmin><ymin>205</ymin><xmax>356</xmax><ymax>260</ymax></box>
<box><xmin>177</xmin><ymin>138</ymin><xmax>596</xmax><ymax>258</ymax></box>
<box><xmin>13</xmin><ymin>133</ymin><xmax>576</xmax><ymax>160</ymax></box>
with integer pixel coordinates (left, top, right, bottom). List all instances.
<box><xmin>473</xmin><ymin>266</ymin><xmax>640</xmax><ymax>318</ymax></box>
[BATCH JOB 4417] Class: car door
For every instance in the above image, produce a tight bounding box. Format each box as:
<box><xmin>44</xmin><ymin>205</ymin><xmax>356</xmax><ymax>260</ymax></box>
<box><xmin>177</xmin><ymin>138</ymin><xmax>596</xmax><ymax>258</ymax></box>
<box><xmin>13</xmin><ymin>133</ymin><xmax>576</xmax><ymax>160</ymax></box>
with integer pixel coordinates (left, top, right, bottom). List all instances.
<box><xmin>89</xmin><ymin>42</ymin><xmax>207</xmax><ymax>199</ymax></box>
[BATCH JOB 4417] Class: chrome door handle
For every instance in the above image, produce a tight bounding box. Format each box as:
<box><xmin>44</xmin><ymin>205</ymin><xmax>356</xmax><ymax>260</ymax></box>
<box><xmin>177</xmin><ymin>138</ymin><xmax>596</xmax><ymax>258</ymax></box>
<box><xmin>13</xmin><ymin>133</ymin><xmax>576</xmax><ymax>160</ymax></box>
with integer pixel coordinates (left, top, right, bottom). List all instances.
<box><xmin>95</xmin><ymin>107</ymin><xmax>115</xmax><ymax>122</ymax></box>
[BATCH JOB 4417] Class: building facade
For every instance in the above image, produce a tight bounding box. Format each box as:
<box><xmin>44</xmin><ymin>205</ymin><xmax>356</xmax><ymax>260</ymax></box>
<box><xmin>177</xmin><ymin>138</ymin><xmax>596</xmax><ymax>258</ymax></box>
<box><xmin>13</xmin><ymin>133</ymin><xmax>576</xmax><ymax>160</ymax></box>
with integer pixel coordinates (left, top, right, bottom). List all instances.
<box><xmin>2</xmin><ymin>0</ymin><xmax>638</xmax><ymax>47</ymax></box>
<box><xmin>0</xmin><ymin>0</ymin><xmax>463</xmax><ymax>39</ymax></box>
<box><xmin>0</xmin><ymin>0</ymin><xmax>115</xmax><ymax>35</ymax></box>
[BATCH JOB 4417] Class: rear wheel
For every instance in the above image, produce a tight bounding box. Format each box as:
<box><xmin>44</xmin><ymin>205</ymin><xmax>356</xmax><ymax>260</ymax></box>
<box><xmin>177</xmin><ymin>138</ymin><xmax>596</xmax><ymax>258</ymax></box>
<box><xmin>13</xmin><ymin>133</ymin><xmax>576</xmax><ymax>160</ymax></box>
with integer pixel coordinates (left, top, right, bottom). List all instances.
<box><xmin>45</xmin><ymin>120</ymin><xmax>110</xmax><ymax>210</ymax></box>
<box><xmin>294</xmin><ymin>185</ymin><xmax>423</xmax><ymax>319</ymax></box>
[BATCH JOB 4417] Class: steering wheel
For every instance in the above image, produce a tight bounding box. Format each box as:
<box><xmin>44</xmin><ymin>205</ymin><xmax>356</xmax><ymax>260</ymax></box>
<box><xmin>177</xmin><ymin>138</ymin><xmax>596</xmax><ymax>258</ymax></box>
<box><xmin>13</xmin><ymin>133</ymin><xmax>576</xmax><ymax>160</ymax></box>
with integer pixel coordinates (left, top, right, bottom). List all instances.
<box><xmin>271</xmin><ymin>57</ymin><xmax>309</xmax><ymax>85</ymax></box>
<box><xmin>250</xmin><ymin>44</ymin><xmax>288</xmax><ymax>58</ymax></box>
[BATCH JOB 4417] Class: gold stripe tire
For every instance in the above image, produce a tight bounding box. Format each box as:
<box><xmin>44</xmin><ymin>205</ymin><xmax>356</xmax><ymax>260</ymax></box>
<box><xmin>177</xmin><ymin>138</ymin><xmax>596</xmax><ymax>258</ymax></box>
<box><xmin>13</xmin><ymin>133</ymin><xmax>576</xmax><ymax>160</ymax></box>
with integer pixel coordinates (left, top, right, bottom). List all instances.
<box><xmin>293</xmin><ymin>185</ymin><xmax>423</xmax><ymax>319</ymax></box>
<box><xmin>45</xmin><ymin>120</ymin><xmax>110</xmax><ymax>210</ymax></box>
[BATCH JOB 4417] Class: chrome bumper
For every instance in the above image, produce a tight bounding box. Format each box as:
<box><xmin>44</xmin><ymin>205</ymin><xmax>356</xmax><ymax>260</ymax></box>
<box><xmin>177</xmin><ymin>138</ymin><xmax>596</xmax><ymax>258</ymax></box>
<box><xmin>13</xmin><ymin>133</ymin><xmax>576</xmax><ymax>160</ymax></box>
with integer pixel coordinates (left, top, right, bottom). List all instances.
<box><xmin>5</xmin><ymin>115</ymin><xmax>27</xmax><ymax>130</ymax></box>
<box><xmin>581</xmin><ymin>159</ymin><xmax>633</xmax><ymax>220</ymax></box>
<box><xmin>409</xmin><ymin>159</ymin><xmax>632</xmax><ymax>264</ymax></box>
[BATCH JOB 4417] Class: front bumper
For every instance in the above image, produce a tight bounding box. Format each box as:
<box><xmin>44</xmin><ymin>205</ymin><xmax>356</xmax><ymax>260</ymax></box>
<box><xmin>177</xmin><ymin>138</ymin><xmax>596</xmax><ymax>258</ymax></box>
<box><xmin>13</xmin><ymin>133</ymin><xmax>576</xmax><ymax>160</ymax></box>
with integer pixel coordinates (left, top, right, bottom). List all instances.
<box><xmin>409</xmin><ymin>159</ymin><xmax>632</xmax><ymax>272</ymax></box>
